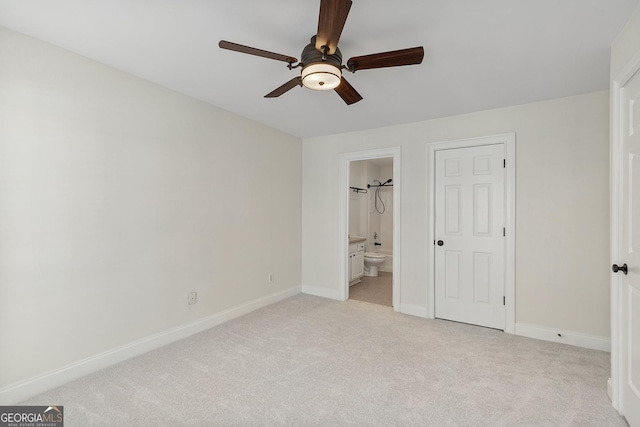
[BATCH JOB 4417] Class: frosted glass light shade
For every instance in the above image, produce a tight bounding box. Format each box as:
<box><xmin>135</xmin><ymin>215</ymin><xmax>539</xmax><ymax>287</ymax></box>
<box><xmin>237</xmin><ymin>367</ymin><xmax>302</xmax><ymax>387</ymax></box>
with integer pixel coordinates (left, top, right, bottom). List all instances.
<box><xmin>301</xmin><ymin>63</ymin><xmax>342</xmax><ymax>91</ymax></box>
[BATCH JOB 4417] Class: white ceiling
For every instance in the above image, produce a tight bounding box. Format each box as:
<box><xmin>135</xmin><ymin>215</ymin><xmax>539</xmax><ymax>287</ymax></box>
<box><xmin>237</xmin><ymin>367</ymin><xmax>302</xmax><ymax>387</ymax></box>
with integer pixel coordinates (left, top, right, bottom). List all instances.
<box><xmin>0</xmin><ymin>0</ymin><xmax>637</xmax><ymax>138</ymax></box>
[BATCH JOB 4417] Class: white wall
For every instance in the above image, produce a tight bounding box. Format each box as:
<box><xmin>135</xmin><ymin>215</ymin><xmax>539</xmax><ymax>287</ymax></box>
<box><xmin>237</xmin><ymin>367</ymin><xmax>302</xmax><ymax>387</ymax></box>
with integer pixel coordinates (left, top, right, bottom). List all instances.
<box><xmin>0</xmin><ymin>26</ymin><xmax>302</xmax><ymax>399</ymax></box>
<box><xmin>348</xmin><ymin>161</ymin><xmax>367</xmax><ymax>238</ymax></box>
<box><xmin>302</xmin><ymin>91</ymin><xmax>610</xmax><ymax>340</ymax></box>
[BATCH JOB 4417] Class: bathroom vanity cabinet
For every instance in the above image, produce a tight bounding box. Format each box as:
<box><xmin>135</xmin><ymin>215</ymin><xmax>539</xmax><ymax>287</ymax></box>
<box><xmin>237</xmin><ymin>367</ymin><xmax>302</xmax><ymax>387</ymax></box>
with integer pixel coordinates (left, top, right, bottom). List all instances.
<box><xmin>349</xmin><ymin>242</ymin><xmax>365</xmax><ymax>284</ymax></box>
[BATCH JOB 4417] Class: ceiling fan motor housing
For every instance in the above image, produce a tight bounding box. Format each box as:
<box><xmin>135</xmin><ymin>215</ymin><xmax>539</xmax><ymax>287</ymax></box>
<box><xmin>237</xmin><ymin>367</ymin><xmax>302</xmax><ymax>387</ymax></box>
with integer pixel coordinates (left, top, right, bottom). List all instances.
<box><xmin>301</xmin><ymin>36</ymin><xmax>343</xmax><ymax>90</ymax></box>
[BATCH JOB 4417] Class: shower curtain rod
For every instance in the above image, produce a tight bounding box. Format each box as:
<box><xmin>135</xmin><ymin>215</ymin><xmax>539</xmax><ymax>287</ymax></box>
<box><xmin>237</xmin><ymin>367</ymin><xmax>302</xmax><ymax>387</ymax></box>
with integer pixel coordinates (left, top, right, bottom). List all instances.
<box><xmin>367</xmin><ymin>183</ymin><xmax>394</xmax><ymax>188</ymax></box>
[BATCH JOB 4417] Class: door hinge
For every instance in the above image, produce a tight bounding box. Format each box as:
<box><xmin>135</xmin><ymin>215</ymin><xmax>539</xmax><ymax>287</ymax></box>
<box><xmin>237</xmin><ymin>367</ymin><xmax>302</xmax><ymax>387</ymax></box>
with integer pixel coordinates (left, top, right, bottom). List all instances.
<box><xmin>503</xmin><ymin>159</ymin><xmax>506</xmax><ymax>168</ymax></box>
<box><xmin>503</xmin><ymin>296</ymin><xmax>506</xmax><ymax>306</ymax></box>
<box><xmin>503</xmin><ymin>227</ymin><xmax>506</xmax><ymax>237</ymax></box>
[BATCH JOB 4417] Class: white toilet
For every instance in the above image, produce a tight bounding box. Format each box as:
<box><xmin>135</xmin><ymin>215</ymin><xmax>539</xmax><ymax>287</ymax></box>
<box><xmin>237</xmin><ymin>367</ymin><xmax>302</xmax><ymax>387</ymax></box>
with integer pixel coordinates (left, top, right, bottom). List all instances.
<box><xmin>363</xmin><ymin>252</ymin><xmax>385</xmax><ymax>277</ymax></box>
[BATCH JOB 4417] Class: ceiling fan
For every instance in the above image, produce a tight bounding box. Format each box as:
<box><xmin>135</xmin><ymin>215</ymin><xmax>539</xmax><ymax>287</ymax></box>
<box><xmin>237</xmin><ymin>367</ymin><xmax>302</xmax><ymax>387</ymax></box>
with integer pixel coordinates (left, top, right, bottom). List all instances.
<box><xmin>219</xmin><ymin>0</ymin><xmax>424</xmax><ymax>105</ymax></box>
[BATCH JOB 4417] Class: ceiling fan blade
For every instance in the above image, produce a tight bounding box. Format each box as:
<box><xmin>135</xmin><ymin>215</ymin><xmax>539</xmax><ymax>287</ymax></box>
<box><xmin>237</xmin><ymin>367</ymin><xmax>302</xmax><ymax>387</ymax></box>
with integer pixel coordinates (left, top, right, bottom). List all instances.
<box><xmin>334</xmin><ymin>76</ymin><xmax>362</xmax><ymax>105</ymax></box>
<box><xmin>219</xmin><ymin>40</ymin><xmax>297</xmax><ymax>64</ymax></box>
<box><xmin>347</xmin><ymin>47</ymin><xmax>424</xmax><ymax>72</ymax></box>
<box><xmin>316</xmin><ymin>0</ymin><xmax>352</xmax><ymax>55</ymax></box>
<box><xmin>265</xmin><ymin>77</ymin><xmax>302</xmax><ymax>98</ymax></box>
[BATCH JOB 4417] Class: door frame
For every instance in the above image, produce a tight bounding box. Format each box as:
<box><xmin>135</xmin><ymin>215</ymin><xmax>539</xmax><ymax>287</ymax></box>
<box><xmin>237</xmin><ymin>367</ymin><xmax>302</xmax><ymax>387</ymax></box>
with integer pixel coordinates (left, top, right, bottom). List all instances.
<box><xmin>427</xmin><ymin>133</ymin><xmax>516</xmax><ymax>333</ymax></box>
<box><xmin>610</xmin><ymin>51</ymin><xmax>640</xmax><ymax>414</ymax></box>
<box><xmin>339</xmin><ymin>147</ymin><xmax>401</xmax><ymax>310</ymax></box>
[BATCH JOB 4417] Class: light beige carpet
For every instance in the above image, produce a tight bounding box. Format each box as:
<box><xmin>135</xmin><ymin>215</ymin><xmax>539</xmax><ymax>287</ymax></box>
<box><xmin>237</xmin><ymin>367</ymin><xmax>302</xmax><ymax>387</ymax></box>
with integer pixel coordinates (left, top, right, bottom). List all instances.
<box><xmin>22</xmin><ymin>294</ymin><xmax>625</xmax><ymax>426</ymax></box>
<box><xmin>349</xmin><ymin>271</ymin><xmax>392</xmax><ymax>307</ymax></box>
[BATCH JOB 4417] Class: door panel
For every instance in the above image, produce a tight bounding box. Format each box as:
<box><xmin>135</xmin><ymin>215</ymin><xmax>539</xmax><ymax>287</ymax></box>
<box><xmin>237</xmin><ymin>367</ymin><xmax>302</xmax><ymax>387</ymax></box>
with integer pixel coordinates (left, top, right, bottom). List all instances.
<box><xmin>445</xmin><ymin>186</ymin><xmax>462</xmax><ymax>235</ymax></box>
<box><xmin>474</xmin><ymin>252</ymin><xmax>491</xmax><ymax>304</ymax></box>
<box><xmin>445</xmin><ymin>158</ymin><xmax>462</xmax><ymax>176</ymax></box>
<box><xmin>473</xmin><ymin>155</ymin><xmax>492</xmax><ymax>175</ymax></box>
<box><xmin>474</xmin><ymin>184</ymin><xmax>492</xmax><ymax>236</ymax></box>
<box><xmin>632</xmin><ymin>153</ymin><xmax>640</xmax><ymax>250</ymax></box>
<box><xmin>632</xmin><ymin>287</ymin><xmax>640</xmax><ymax>395</ymax></box>
<box><xmin>621</xmin><ymin>69</ymin><xmax>640</xmax><ymax>425</ymax></box>
<box><xmin>445</xmin><ymin>251</ymin><xmax>462</xmax><ymax>299</ymax></box>
<box><xmin>435</xmin><ymin>144</ymin><xmax>506</xmax><ymax>330</ymax></box>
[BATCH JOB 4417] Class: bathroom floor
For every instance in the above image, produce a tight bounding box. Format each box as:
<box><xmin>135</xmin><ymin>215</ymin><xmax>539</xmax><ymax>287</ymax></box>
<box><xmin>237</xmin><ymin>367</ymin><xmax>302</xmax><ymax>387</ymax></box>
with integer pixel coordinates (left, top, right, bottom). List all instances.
<box><xmin>348</xmin><ymin>272</ymin><xmax>392</xmax><ymax>307</ymax></box>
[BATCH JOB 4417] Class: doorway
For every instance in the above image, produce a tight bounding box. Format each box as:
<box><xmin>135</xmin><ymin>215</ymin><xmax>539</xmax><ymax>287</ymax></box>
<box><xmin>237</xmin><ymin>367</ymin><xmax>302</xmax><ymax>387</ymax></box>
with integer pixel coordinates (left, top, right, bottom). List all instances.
<box><xmin>339</xmin><ymin>148</ymin><xmax>401</xmax><ymax>311</ymax></box>
<box><xmin>427</xmin><ymin>134</ymin><xmax>515</xmax><ymax>333</ymax></box>
<box><xmin>348</xmin><ymin>157</ymin><xmax>394</xmax><ymax>307</ymax></box>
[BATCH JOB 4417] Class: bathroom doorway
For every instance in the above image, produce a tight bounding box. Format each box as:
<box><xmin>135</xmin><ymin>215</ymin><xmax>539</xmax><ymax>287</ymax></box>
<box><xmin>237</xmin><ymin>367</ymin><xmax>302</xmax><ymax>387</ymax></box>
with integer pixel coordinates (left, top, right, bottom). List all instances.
<box><xmin>348</xmin><ymin>158</ymin><xmax>393</xmax><ymax>306</ymax></box>
<box><xmin>339</xmin><ymin>148</ymin><xmax>400</xmax><ymax>310</ymax></box>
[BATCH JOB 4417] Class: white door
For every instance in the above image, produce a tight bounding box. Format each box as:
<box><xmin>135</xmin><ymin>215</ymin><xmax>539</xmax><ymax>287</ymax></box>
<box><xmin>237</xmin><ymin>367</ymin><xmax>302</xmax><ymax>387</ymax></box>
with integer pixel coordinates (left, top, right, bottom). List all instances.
<box><xmin>434</xmin><ymin>144</ymin><xmax>505</xmax><ymax>330</ymax></box>
<box><xmin>618</xmin><ymin>69</ymin><xmax>640</xmax><ymax>426</ymax></box>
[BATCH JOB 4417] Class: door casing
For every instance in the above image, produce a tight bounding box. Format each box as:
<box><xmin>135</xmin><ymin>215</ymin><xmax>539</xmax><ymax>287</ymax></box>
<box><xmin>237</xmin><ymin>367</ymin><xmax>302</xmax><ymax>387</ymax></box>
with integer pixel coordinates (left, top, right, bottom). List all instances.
<box><xmin>427</xmin><ymin>133</ymin><xmax>516</xmax><ymax>333</ymax></box>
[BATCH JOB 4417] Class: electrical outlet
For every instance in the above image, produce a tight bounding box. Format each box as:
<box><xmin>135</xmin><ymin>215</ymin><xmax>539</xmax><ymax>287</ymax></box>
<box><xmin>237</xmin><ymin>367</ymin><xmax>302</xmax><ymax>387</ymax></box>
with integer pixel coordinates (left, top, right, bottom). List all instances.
<box><xmin>188</xmin><ymin>292</ymin><xmax>197</xmax><ymax>305</ymax></box>
<box><xmin>268</xmin><ymin>273</ymin><xmax>274</xmax><ymax>283</ymax></box>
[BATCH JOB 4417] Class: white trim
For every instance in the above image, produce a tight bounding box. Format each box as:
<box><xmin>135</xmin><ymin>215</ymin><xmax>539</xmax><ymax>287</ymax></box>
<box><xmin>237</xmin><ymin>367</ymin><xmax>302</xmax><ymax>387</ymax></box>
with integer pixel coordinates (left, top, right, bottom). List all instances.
<box><xmin>339</xmin><ymin>148</ymin><xmax>402</xmax><ymax>311</ymax></box>
<box><xmin>0</xmin><ymin>285</ymin><xmax>301</xmax><ymax>405</ymax></box>
<box><xmin>610</xmin><ymin>51</ymin><xmax>640</xmax><ymax>413</ymax></box>
<box><xmin>515</xmin><ymin>323</ymin><xmax>611</xmax><ymax>352</ymax></box>
<box><xmin>301</xmin><ymin>284</ymin><xmax>342</xmax><ymax>300</ymax></box>
<box><xmin>426</xmin><ymin>133</ymin><xmax>516</xmax><ymax>333</ymax></box>
<box><xmin>400</xmin><ymin>304</ymin><xmax>429</xmax><ymax>318</ymax></box>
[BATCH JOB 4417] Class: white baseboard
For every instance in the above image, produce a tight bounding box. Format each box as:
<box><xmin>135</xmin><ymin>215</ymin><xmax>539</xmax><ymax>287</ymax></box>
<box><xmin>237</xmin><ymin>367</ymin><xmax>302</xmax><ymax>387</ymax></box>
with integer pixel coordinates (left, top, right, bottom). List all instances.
<box><xmin>400</xmin><ymin>304</ymin><xmax>429</xmax><ymax>318</ymax></box>
<box><xmin>515</xmin><ymin>323</ymin><xmax>611</xmax><ymax>352</ymax></box>
<box><xmin>0</xmin><ymin>285</ymin><xmax>301</xmax><ymax>405</ymax></box>
<box><xmin>301</xmin><ymin>284</ymin><xmax>342</xmax><ymax>301</ymax></box>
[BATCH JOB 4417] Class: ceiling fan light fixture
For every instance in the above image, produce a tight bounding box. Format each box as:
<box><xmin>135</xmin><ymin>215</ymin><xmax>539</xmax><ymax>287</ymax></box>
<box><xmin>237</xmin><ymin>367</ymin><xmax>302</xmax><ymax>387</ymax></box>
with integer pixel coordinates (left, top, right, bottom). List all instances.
<box><xmin>220</xmin><ymin>2</ymin><xmax>424</xmax><ymax>104</ymax></box>
<box><xmin>301</xmin><ymin>63</ymin><xmax>342</xmax><ymax>91</ymax></box>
